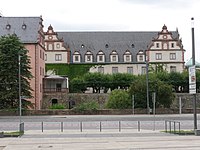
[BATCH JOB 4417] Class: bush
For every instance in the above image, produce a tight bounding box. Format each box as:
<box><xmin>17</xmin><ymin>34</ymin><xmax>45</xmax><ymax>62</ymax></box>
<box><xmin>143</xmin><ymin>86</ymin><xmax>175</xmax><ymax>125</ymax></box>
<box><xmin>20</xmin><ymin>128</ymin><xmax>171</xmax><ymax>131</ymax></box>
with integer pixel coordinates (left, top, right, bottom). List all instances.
<box><xmin>106</xmin><ymin>89</ymin><xmax>131</xmax><ymax>109</ymax></box>
<box><xmin>49</xmin><ymin>104</ymin><xmax>66</xmax><ymax>109</ymax></box>
<box><xmin>73</xmin><ymin>101</ymin><xmax>99</xmax><ymax>111</ymax></box>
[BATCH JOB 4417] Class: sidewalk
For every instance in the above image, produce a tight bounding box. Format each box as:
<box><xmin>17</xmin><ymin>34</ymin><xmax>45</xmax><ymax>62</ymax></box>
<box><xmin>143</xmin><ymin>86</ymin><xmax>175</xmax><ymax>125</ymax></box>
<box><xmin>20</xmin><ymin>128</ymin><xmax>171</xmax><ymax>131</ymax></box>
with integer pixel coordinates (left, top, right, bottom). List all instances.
<box><xmin>1</xmin><ymin>129</ymin><xmax>200</xmax><ymax>150</ymax></box>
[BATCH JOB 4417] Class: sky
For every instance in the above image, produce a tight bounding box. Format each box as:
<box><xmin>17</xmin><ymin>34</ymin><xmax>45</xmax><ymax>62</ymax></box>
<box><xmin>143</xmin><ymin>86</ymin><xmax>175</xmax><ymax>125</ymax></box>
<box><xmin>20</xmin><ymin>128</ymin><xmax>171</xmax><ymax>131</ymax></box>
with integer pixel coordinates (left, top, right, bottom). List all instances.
<box><xmin>1</xmin><ymin>0</ymin><xmax>200</xmax><ymax>62</ymax></box>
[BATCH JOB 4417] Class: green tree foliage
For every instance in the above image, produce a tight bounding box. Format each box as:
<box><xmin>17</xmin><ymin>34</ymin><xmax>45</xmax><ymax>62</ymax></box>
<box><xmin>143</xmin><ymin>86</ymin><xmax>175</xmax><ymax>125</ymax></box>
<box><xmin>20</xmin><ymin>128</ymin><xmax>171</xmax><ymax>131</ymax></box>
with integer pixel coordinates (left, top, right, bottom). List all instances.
<box><xmin>0</xmin><ymin>35</ymin><xmax>32</xmax><ymax>109</ymax></box>
<box><xmin>129</xmin><ymin>74</ymin><xmax>174</xmax><ymax>108</ymax></box>
<box><xmin>106</xmin><ymin>89</ymin><xmax>131</xmax><ymax>109</ymax></box>
<box><xmin>110</xmin><ymin>73</ymin><xmax>136</xmax><ymax>90</ymax></box>
<box><xmin>84</xmin><ymin>72</ymin><xmax>106</xmax><ymax>93</ymax></box>
<box><xmin>70</xmin><ymin>77</ymin><xmax>87</xmax><ymax>93</ymax></box>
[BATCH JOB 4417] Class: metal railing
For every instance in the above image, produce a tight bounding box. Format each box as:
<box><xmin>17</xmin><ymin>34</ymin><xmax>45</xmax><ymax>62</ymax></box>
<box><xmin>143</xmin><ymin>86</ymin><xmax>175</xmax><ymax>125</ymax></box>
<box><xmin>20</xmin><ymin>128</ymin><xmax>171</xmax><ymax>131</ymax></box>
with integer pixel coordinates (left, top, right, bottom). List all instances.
<box><xmin>40</xmin><ymin>121</ymin><xmax>142</xmax><ymax>132</ymax></box>
<box><xmin>165</xmin><ymin>120</ymin><xmax>180</xmax><ymax>134</ymax></box>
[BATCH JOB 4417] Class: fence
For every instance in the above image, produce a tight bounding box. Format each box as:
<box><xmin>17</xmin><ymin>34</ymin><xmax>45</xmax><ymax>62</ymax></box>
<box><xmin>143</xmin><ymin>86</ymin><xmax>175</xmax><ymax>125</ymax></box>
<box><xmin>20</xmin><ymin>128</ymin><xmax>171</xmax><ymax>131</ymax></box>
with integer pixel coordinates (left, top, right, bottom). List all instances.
<box><xmin>165</xmin><ymin>120</ymin><xmax>181</xmax><ymax>134</ymax></box>
<box><xmin>40</xmin><ymin>121</ymin><xmax>142</xmax><ymax>132</ymax></box>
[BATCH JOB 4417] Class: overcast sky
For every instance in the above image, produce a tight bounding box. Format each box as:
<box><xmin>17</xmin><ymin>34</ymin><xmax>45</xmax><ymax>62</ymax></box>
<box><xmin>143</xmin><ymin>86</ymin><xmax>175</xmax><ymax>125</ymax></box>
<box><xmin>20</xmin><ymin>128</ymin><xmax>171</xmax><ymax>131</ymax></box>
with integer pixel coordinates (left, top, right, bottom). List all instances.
<box><xmin>1</xmin><ymin>0</ymin><xmax>200</xmax><ymax>62</ymax></box>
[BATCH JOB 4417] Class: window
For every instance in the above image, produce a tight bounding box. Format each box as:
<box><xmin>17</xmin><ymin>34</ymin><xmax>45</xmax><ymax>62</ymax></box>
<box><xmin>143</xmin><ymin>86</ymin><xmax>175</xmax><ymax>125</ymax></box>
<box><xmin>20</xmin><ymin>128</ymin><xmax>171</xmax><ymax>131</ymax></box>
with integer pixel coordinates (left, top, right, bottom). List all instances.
<box><xmin>105</xmin><ymin>44</ymin><xmax>109</xmax><ymax>48</ymax></box>
<box><xmin>131</xmin><ymin>44</ymin><xmax>135</xmax><ymax>48</ymax></box>
<box><xmin>170</xmin><ymin>66</ymin><xmax>176</xmax><ymax>72</ymax></box>
<box><xmin>97</xmin><ymin>51</ymin><xmax>105</xmax><ymax>62</ymax></box>
<box><xmin>73</xmin><ymin>52</ymin><xmax>81</xmax><ymax>62</ymax></box>
<box><xmin>171</xmin><ymin>43</ymin><xmax>174</xmax><ymax>48</ymax></box>
<box><xmin>156</xmin><ymin>43</ymin><xmax>160</xmax><ymax>48</ymax></box>
<box><xmin>81</xmin><ymin>44</ymin><xmax>85</xmax><ymax>48</ymax></box>
<box><xmin>87</xmin><ymin>55</ymin><xmax>91</xmax><ymax>61</ymax></box>
<box><xmin>141</xmin><ymin>66</ymin><xmax>146</xmax><ymax>74</ymax></box>
<box><xmin>98</xmin><ymin>66</ymin><xmax>104</xmax><ymax>73</ymax></box>
<box><xmin>156</xmin><ymin>53</ymin><xmax>162</xmax><ymax>60</ymax></box>
<box><xmin>48</xmin><ymin>44</ymin><xmax>53</xmax><ymax>50</ymax></box>
<box><xmin>112</xmin><ymin>55</ymin><xmax>117</xmax><ymax>62</ymax></box>
<box><xmin>125</xmin><ymin>55</ymin><xmax>131</xmax><ymax>62</ymax></box>
<box><xmin>56</xmin><ymin>43</ymin><xmax>60</xmax><ymax>48</ymax></box>
<box><xmin>55</xmin><ymin>54</ymin><xmax>62</xmax><ymax>61</ymax></box>
<box><xmin>6</xmin><ymin>24</ymin><xmax>11</xmax><ymax>30</ymax></box>
<box><xmin>112</xmin><ymin>67</ymin><xmax>118</xmax><ymax>74</ymax></box>
<box><xmin>99</xmin><ymin>55</ymin><xmax>103</xmax><ymax>61</ymax></box>
<box><xmin>127</xmin><ymin>67</ymin><xmax>133</xmax><ymax>74</ymax></box>
<box><xmin>170</xmin><ymin>53</ymin><xmax>176</xmax><ymax>60</ymax></box>
<box><xmin>22</xmin><ymin>24</ymin><xmax>26</xmax><ymax>30</ymax></box>
<box><xmin>139</xmin><ymin>55</ymin><xmax>144</xmax><ymax>61</ymax></box>
<box><xmin>75</xmin><ymin>56</ymin><xmax>79</xmax><ymax>62</ymax></box>
<box><xmin>45</xmin><ymin>54</ymin><xmax>47</xmax><ymax>61</ymax></box>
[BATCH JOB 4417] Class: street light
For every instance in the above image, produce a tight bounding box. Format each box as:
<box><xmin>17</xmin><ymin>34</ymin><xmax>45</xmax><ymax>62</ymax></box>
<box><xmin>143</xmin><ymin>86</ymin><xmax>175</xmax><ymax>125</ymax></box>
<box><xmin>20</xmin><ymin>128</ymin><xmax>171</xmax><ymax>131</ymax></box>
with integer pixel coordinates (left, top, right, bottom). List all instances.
<box><xmin>18</xmin><ymin>55</ymin><xmax>22</xmax><ymax>124</ymax></box>
<box><xmin>191</xmin><ymin>17</ymin><xmax>197</xmax><ymax>130</ymax></box>
<box><xmin>145</xmin><ymin>50</ymin><xmax>150</xmax><ymax>114</ymax></box>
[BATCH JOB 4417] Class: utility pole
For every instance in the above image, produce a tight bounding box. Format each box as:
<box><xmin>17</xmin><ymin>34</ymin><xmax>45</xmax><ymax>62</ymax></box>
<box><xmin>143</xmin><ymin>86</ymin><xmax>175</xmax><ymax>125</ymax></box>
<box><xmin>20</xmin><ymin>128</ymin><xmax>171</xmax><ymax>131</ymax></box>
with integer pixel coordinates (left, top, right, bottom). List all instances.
<box><xmin>191</xmin><ymin>17</ymin><xmax>197</xmax><ymax>130</ymax></box>
<box><xmin>18</xmin><ymin>55</ymin><xmax>22</xmax><ymax>124</ymax></box>
<box><xmin>145</xmin><ymin>50</ymin><xmax>150</xmax><ymax>114</ymax></box>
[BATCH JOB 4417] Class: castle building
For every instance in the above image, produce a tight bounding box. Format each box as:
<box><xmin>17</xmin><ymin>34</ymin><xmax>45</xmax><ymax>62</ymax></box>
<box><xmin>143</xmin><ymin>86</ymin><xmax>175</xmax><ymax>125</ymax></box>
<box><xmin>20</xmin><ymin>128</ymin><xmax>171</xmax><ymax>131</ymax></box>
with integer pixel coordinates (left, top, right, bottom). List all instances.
<box><xmin>0</xmin><ymin>16</ymin><xmax>45</xmax><ymax>110</ymax></box>
<box><xmin>45</xmin><ymin>25</ymin><xmax>185</xmax><ymax>74</ymax></box>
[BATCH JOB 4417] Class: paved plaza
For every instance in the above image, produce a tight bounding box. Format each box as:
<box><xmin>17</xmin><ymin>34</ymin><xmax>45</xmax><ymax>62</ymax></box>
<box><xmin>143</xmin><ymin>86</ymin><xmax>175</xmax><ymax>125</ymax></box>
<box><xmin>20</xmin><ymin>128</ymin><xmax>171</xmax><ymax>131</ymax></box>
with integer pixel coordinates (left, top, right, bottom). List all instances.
<box><xmin>1</xmin><ymin>129</ymin><xmax>200</xmax><ymax>150</ymax></box>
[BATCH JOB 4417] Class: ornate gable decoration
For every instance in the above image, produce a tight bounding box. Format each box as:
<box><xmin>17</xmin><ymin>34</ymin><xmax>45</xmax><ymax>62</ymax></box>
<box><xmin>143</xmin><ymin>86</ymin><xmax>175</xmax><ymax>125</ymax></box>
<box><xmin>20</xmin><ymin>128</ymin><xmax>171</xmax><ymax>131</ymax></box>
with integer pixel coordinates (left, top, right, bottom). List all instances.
<box><xmin>148</xmin><ymin>25</ymin><xmax>182</xmax><ymax>50</ymax></box>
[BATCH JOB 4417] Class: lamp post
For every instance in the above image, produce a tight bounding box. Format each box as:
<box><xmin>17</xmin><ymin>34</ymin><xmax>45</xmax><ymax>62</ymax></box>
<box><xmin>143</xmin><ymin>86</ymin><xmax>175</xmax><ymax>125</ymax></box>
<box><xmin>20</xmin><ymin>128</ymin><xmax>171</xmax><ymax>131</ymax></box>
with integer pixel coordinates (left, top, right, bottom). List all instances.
<box><xmin>18</xmin><ymin>55</ymin><xmax>22</xmax><ymax>124</ymax></box>
<box><xmin>191</xmin><ymin>17</ymin><xmax>197</xmax><ymax>130</ymax></box>
<box><xmin>145</xmin><ymin>50</ymin><xmax>150</xmax><ymax>114</ymax></box>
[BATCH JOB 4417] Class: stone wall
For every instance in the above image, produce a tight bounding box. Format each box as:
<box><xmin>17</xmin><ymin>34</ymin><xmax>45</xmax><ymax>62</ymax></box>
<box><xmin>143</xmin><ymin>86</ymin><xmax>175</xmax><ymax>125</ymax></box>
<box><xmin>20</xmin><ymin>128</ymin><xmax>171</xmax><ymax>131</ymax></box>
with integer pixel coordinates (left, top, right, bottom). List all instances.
<box><xmin>42</xmin><ymin>93</ymin><xmax>200</xmax><ymax>109</ymax></box>
<box><xmin>42</xmin><ymin>93</ymin><xmax>108</xmax><ymax>109</ymax></box>
<box><xmin>173</xmin><ymin>93</ymin><xmax>200</xmax><ymax>109</ymax></box>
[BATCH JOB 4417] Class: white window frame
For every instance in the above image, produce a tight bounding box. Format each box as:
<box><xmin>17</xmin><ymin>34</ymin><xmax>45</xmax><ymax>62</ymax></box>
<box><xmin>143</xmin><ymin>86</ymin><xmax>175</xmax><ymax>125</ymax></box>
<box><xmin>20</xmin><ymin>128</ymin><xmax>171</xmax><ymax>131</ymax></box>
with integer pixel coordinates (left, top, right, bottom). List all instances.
<box><xmin>141</xmin><ymin>66</ymin><xmax>146</xmax><ymax>74</ymax></box>
<box><xmin>112</xmin><ymin>67</ymin><xmax>118</xmax><ymax>74</ymax></box>
<box><xmin>55</xmin><ymin>54</ymin><xmax>62</xmax><ymax>61</ymax></box>
<box><xmin>127</xmin><ymin>67</ymin><xmax>133</xmax><ymax>74</ymax></box>
<box><xmin>98</xmin><ymin>66</ymin><xmax>104</xmax><ymax>73</ymax></box>
<box><xmin>170</xmin><ymin>66</ymin><xmax>176</xmax><ymax>72</ymax></box>
<box><xmin>170</xmin><ymin>53</ymin><xmax>176</xmax><ymax>60</ymax></box>
<box><xmin>156</xmin><ymin>53</ymin><xmax>162</xmax><ymax>60</ymax></box>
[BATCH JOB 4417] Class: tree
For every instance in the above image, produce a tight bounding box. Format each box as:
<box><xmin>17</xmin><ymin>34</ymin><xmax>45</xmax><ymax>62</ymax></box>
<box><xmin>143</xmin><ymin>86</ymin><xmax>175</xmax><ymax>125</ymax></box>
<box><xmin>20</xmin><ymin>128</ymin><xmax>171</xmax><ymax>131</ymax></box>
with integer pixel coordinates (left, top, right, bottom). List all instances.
<box><xmin>129</xmin><ymin>74</ymin><xmax>174</xmax><ymax>108</ymax></box>
<box><xmin>0</xmin><ymin>34</ymin><xmax>33</xmax><ymax>109</ymax></box>
<box><xmin>110</xmin><ymin>73</ymin><xmax>136</xmax><ymax>91</ymax></box>
<box><xmin>106</xmin><ymin>89</ymin><xmax>131</xmax><ymax>109</ymax></box>
<box><xmin>70</xmin><ymin>77</ymin><xmax>87</xmax><ymax>93</ymax></box>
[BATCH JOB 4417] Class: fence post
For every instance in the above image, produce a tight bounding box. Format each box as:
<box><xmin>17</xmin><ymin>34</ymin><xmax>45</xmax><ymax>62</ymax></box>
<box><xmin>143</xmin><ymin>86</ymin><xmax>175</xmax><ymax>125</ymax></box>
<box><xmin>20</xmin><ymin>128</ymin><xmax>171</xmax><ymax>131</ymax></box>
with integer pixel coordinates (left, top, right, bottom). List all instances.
<box><xmin>178</xmin><ymin>122</ymin><xmax>181</xmax><ymax>134</ymax></box>
<box><xmin>80</xmin><ymin>122</ymin><xmax>82</xmax><ymax>132</ymax></box>
<box><xmin>165</xmin><ymin>121</ymin><xmax>167</xmax><ymax>132</ymax></box>
<box><xmin>119</xmin><ymin>121</ymin><xmax>121</xmax><ymax>132</ymax></box>
<box><xmin>174</xmin><ymin>122</ymin><xmax>176</xmax><ymax>133</ymax></box>
<box><xmin>100</xmin><ymin>121</ymin><xmax>102</xmax><ymax>132</ymax></box>
<box><xmin>169</xmin><ymin>121</ymin><xmax>171</xmax><ymax>133</ymax></box>
<box><xmin>61</xmin><ymin>122</ymin><xmax>63</xmax><ymax>132</ymax></box>
<box><xmin>42</xmin><ymin>122</ymin><xmax>44</xmax><ymax>132</ymax></box>
<box><xmin>138</xmin><ymin>121</ymin><xmax>140</xmax><ymax>131</ymax></box>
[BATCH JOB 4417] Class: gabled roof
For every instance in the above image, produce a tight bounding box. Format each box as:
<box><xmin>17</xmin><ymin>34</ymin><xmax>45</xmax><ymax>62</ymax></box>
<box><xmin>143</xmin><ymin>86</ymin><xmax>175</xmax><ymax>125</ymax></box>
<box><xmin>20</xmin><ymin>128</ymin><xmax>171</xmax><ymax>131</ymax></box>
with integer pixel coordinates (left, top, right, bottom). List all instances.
<box><xmin>57</xmin><ymin>31</ymin><xmax>179</xmax><ymax>63</ymax></box>
<box><xmin>0</xmin><ymin>16</ymin><xmax>43</xmax><ymax>43</ymax></box>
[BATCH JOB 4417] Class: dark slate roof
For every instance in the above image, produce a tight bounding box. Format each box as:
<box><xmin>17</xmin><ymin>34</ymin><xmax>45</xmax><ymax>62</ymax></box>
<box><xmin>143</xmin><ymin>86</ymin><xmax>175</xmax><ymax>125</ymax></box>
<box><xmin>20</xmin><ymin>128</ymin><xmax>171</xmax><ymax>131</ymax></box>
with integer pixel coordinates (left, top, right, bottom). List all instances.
<box><xmin>0</xmin><ymin>17</ymin><xmax>42</xmax><ymax>43</ymax></box>
<box><xmin>57</xmin><ymin>31</ymin><xmax>178</xmax><ymax>63</ymax></box>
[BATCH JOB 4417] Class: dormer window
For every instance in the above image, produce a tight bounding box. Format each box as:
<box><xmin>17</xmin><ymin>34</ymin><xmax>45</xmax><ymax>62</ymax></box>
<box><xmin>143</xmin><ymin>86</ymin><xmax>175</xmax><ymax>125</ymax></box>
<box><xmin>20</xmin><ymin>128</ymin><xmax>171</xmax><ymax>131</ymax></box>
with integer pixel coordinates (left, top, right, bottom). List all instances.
<box><xmin>97</xmin><ymin>50</ymin><xmax>105</xmax><ymax>62</ymax></box>
<box><xmin>6</xmin><ymin>24</ymin><xmax>11</xmax><ymax>30</ymax></box>
<box><xmin>137</xmin><ymin>50</ymin><xmax>145</xmax><ymax>62</ymax></box>
<box><xmin>110</xmin><ymin>50</ymin><xmax>118</xmax><ymax>62</ymax></box>
<box><xmin>131</xmin><ymin>44</ymin><xmax>135</xmax><ymax>48</ymax></box>
<box><xmin>73</xmin><ymin>51</ymin><xmax>81</xmax><ymax>63</ymax></box>
<box><xmin>22</xmin><ymin>24</ymin><xmax>26</xmax><ymax>30</ymax></box>
<box><xmin>85</xmin><ymin>51</ymin><xmax>93</xmax><ymax>63</ymax></box>
<box><xmin>124</xmin><ymin>50</ymin><xmax>132</xmax><ymax>62</ymax></box>
<box><xmin>105</xmin><ymin>44</ymin><xmax>109</xmax><ymax>48</ymax></box>
<box><xmin>81</xmin><ymin>44</ymin><xmax>85</xmax><ymax>48</ymax></box>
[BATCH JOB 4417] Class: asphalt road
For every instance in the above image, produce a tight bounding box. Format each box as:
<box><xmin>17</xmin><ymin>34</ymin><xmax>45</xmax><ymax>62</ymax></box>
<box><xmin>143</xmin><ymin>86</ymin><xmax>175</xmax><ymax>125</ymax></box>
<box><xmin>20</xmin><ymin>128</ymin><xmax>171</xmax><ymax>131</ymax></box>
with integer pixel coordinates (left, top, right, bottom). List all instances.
<box><xmin>0</xmin><ymin>114</ymin><xmax>199</xmax><ymax>132</ymax></box>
